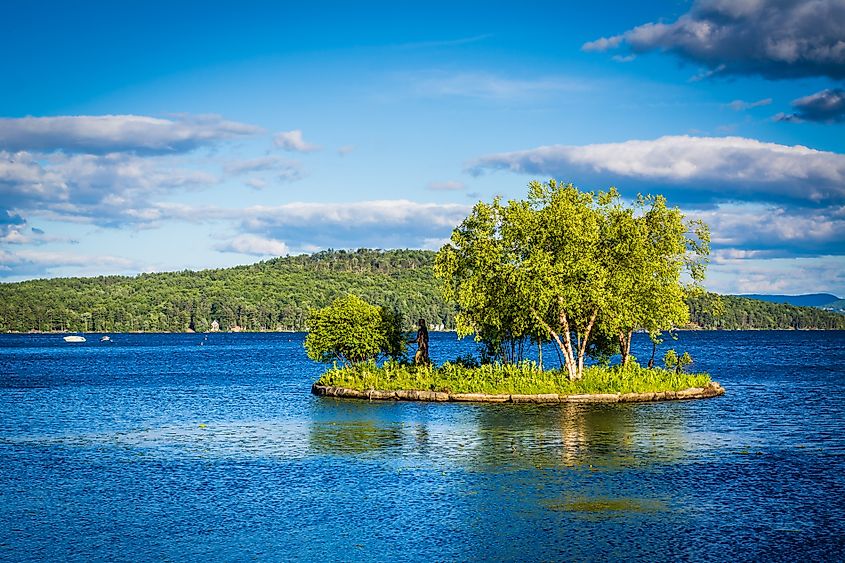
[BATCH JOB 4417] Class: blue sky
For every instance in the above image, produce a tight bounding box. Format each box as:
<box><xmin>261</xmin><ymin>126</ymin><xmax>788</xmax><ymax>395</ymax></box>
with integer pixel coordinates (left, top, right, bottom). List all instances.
<box><xmin>1</xmin><ymin>0</ymin><xmax>844</xmax><ymax>295</ymax></box>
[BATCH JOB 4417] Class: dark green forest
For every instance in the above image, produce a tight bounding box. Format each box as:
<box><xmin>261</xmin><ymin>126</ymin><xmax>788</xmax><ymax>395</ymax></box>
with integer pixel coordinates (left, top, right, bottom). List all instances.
<box><xmin>1</xmin><ymin>249</ymin><xmax>843</xmax><ymax>332</ymax></box>
<box><xmin>688</xmin><ymin>294</ymin><xmax>845</xmax><ymax>330</ymax></box>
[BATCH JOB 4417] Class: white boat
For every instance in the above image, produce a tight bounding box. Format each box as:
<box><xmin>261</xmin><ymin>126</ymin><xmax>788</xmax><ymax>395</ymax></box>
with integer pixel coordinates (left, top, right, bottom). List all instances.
<box><xmin>100</xmin><ymin>335</ymin><xmax>111</xmax><ymax>342</ymax></box>
<box><xmin>63</xmin><ymin>335</ymin><xmax>86</xmax><ymax>343</ymax></box>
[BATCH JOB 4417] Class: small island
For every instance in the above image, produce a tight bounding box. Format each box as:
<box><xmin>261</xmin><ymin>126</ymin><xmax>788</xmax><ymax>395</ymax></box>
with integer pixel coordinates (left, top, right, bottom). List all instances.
<box><xmin>308</xmin><ymin>181</ymin><xmax>725</xmax><ymax>403</ymax></box>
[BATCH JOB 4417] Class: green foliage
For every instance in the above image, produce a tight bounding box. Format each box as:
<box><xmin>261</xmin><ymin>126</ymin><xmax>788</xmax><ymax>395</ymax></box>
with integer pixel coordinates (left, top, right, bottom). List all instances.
<box><xmin>435</xmin><ymin>180</ymin><xmax>710</xmax><ymax>380</ymax></box>
<box><xmin>317</xmin><ymin>361</ymin><xmax>712</xmax><ymax>395</ymax></box>
<box><xmin>663</xmin><ymin>349</ymin><xmax>693</xmax><ymax>373</ymax></box>
<box><xmin>304</xmin><ymin>294</ymin><xmax>406</xmax><ymax>365</ymax></box>
<box><xmin>0</xmin><ymin>249</ymin><xmax>453</xmax><ymax>333</ymax></box>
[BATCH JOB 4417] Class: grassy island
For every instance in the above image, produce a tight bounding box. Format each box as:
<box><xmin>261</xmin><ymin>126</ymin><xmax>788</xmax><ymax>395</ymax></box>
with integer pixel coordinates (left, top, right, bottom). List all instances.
<box><xmin>308</xmin><ymin>181</ymin><xmax>723</xmax><ymax>403</ymax></box>
<box><xmin>316</xmin><ymin>361</ymin><xmax>711</xmax><ymax>396</ymax></box>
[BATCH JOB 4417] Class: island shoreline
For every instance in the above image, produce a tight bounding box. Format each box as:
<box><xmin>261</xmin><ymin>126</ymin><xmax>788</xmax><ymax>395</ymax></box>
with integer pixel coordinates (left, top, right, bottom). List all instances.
<box><xmin>312</xmin><ymin>381</ymin><xmax>725</xmax><ymax>404</ymax></box>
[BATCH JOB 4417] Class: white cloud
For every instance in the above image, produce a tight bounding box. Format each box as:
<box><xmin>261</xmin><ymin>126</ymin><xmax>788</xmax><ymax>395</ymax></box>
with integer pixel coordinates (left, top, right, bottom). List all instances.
<box><xmin>0</xmin><ymin>150</ymin><xmax>218</xmax><ymax>226</ymax></box>
<box><xmin>692</xmin><ymin>203</ymin><xmax>845</xmax><ymax>256</ymax></box>
<box><xmin>215</xmin><ymin>234</ymin><xmax>290</xmax><ymax>256</ymax></box>
<box><xmin>273</xmin><ymin>130</ymin><xmax>320</xmax><ymax>152</ymax></box>
<box><xmin>706</xmin><ymin>255</ymin><xmax>845</xmax><ymax>295</ymax></box>
<box><xmin>467</xmin><ymin>135</ymin><xmax>845</xmax><ymax>205</ymax></box>
<box><xmin>0</xmin><ymin>114</ymin><xmax>261</xmax><ymax>154</ymax></box>
<box><xmin>155</xmin><ymin>199</ymin><xmax>472</xmax><ymax>252</ymax></box>
<box><xmin>0</xmin><ymin>248</ymin><xmax>139</xmax><ymax>279</ymax></box>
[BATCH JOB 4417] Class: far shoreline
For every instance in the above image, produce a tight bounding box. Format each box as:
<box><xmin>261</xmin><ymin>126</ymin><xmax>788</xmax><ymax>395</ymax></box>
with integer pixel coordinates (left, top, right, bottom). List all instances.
<box><xmin>8</xmin><ymin>327</ymin><xmax>845</xmax><ymax>335</ymax></box>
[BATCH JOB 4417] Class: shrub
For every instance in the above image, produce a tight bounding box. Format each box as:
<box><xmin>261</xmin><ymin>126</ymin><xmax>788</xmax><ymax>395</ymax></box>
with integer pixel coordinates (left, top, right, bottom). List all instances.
<box><xmin>304</xmin><ymin>294</ymin><xmax>405</xmax><ymax>365</ymax></box>
<box><xmin>663</xmin><ymin>349</ymin><xmax>693</xmax><ymax>373</ymax></box>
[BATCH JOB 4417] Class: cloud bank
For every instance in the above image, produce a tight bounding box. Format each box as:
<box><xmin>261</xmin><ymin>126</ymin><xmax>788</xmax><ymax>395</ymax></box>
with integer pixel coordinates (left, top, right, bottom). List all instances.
<box><xmin>467</xmin><ymin>135</ymin><xmax>845</xmax><ymax>205</ymax></box>
<box><xmin>157</xmin><ymin>200</ymin><xmax>472</xmax><ymax>254</ymax></box>
<box><xmin>0</xmin><ymin>114</ymin><xmax>260</xmax><ymax>154</ymax></box>
<box><xmin>582</xmin><ymin>0</ymin><xmax>845</xmax><ymax>80</ymax></box>
<box><xmin>1</xmin><ymin>150</ymin><xmax>217</xmax><ymax>226</ymax></box>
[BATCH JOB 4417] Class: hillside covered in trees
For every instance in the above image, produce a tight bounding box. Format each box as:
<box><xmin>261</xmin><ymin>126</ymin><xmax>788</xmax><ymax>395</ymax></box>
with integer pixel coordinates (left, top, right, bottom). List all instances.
<box><xmin>1</xmin><ymin>249</ymin><xmax>843</xmax><ymax>332</ymax></box>
<box><xmin>0</xmin><ymin>250</ymin><xmax>451</xmax><ymax>333</ymax></box>
<box><xmin>688</xmin><ymin>294</ymin><xmax>845</xmax><ymax>330</ymax></box>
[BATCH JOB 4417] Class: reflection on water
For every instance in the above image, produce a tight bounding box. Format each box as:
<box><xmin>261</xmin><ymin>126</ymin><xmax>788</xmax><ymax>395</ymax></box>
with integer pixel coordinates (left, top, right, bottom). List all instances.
<box><xmin>1</xmin><ymin>331</ymin><xmax>844</xmax><ymax>561</ymax></box>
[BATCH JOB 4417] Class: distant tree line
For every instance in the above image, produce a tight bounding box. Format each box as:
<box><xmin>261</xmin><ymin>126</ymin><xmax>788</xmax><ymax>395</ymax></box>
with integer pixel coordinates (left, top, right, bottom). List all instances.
<box><xmin>688</xmin><ymin>294</ymin><xmax>845</xmax><ymax>330</ymax></box>
<box><xmin>0</xmin><ymin>248</ymin><xmax>842</xmax><ymax>333</ymax></box>
<box><xmin>0</xmin><ymin>249</ymin><xmax>452</xmax><ymax>333</ymax></box>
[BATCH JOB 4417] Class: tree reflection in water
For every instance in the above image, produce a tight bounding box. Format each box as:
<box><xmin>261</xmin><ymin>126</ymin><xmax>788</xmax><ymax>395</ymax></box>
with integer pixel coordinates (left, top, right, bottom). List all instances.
<box><xmin>306</xmin><ymin>400</ymin><xmax>691</xmax><ymax>471</ymax></box>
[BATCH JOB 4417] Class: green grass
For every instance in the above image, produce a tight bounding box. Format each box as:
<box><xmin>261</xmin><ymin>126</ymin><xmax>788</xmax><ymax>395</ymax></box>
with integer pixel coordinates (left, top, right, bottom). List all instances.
<box><xmin>316</xmin><ymin>361</ymin><xmax>711</xmax><ymax>395</ymax></box>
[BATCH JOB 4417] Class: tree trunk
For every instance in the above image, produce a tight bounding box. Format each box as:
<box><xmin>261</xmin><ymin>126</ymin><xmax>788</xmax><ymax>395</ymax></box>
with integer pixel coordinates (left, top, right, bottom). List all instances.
<box><xmin>537</xmin><ymin>339</ymin><xmax>543</xmax><ymax>371</ymax></box>
<box><xmin>531</xmin><ymin>308</ymin><xmax>577</xmax><ymax>381</ymax></box>
<box><xmin>576</xmin><ymin>309</ymin><xmax>598</xmax><ymax>379</ymax></box>
<box><xmin>648</xmin><ymin>340</ymin><xmax>656</xmax><ymax>369</ymax></box>
<box><xmin>619</xmin><ymin>329</ymin><xmax>633</xmax><ymax>367</ymax></box>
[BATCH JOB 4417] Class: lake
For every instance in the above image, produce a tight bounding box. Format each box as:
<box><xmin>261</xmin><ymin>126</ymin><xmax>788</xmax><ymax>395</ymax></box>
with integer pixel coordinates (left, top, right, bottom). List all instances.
<box><xmin>1</xmin><ymin>331</ymin><xmax>843</xmax><ymax>561</ymax></box>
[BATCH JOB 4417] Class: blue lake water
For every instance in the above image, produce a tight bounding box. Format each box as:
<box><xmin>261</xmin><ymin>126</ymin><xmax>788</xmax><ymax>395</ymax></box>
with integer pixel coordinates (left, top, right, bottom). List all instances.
<box><xmin>1</xmin><ymin>331</ymin><xmax>843</xmax><ymax>561</ymax></box>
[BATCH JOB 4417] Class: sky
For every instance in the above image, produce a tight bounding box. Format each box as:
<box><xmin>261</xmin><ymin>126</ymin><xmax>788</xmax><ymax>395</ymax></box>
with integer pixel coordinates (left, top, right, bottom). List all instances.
<box><xmin>1</xmin><ymin>0</ymin><xmax>844</xmax><ymax>295</ymax></box>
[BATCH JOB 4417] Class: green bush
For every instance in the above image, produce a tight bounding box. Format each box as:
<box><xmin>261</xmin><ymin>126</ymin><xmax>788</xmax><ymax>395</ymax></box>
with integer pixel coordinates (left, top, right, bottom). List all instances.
<box><xmin>663</xmin><ymin>349</ymin><xmax>693</xmax><ymax>373</ymax></box>
<box><xmin>304</xmin><ymin>294</ymin><xmax>405</xmax><ymax>365</ymax></box>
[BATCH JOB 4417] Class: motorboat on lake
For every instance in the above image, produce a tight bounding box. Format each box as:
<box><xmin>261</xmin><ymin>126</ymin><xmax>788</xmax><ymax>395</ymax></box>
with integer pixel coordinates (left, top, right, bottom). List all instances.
<box><xmin>63</xmin><ymin>335</ymin><xmax>86</xmax><ymax>343</ymax></box>
<box><xmin>100</xmin><ymin>335</ymin><xmax>111</xmax><ymax>342</ymax></box>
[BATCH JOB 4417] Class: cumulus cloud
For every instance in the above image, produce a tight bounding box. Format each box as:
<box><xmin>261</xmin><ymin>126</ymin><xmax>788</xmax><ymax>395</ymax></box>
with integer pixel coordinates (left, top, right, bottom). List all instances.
<box><xmin>0</xmin><ymin>113</ymin><xmax>266</xmax><ymax>231</ymax></box>
<box><xmin>692</xmin><ymin>203</ymin><xmax>845</xmax><ymax>257</ymax></box>
<box><xmin>706</xmin><ymin>255</ymin><xmax>845</xmax><ymax>295</ymax></box>
<box><xmin>273</xmin><ymin>130</ymin><xmax>320</xmax><ymax>152</ymax></box>
<box><xmin>157</xmin><ymin>200</ymin><xmax>471</xmax><ymax>252</ymax></box>
<box><xmin>0</xmin><ymin>150</ymin><xmax>217</xmax><ymax>226</ymax></box>
<box><xmin>0</xmin><ymin>114</ymin><xmax>261</xmax><ymax>155</ymax></box>
<box><xmin>238</xmin><ymin>200</ymin><xmax>471</xmax><ymax>250</ymax></box>
<box><xmin>466</xmin><ymin>135</ymin><xmax>845</xmax><ymax>205</ymax></box>
<box><xmin>582</xmin><ymin>0</ymin><xmax>845</xmax><ymax>80</ymax></box>
<box><xmin>215</xmin><ymin>234</ymin><xmax>290</xmax><ymax>256</ymax></box>
<box><xmin>0</xmin><ymin>248</ymin><xmax>139</xmax><ymax>279</ymax></box>
<box><xmin>775</xmin><ymin>88</ymin><xmax>845</xmax><ymax>123</ymax></box>
<box><xmin>0</xmin><ymin>225</ymin><xmax>70</xmax><ymax>245</ymax></box>
<box><xmin>427</xmin><ymin>180</ymin><xmax>466</xmax><ymax>191</ymax></box>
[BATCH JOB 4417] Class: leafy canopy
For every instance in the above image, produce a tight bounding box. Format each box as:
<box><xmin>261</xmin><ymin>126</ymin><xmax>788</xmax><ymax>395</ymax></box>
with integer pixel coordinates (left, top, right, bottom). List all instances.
<box><xmin>436</xmin><ymin>180</ymin><xmax>711</xmax><ymax>378</ymax></box>
<box><xmin>304</xmin><ymin>294</ymin><xmax>405</xmax><ymax>365</ymax></box>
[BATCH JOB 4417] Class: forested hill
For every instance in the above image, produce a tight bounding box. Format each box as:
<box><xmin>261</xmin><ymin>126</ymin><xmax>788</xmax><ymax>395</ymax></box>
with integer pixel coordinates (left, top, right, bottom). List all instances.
<box><xmin>687</xmin><ymin>294</ymin><xmax>845</xmax><ymax>330</ymax></box>
<box><xmin>0</xmin><ymin>249</ymin><xmax>452</xmax><ymax>333</ymax></box>
<box><xmin>1</xmin><ymin>248</ymin><xmax>844</xmax><ymax>332</ymax></box>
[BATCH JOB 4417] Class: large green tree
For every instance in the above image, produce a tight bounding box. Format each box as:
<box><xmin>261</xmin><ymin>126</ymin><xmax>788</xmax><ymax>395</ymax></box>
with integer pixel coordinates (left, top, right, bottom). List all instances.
<box><xmin>601</xmin><ymin>193</ymin><xmax>710</xmax><ymax>366</ymax></box>
<box><xmin>436</xmin><ymin>180</ymin><xmax>711</xmax><ymax>379</ymax></box>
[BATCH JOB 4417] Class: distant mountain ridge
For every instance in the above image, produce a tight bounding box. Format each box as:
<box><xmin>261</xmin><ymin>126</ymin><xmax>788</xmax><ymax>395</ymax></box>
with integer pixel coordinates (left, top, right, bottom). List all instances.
<box><xmin>737</xmin><ymin>293</ymin><xmax>842</xmax><ymax>308</ymax></box>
